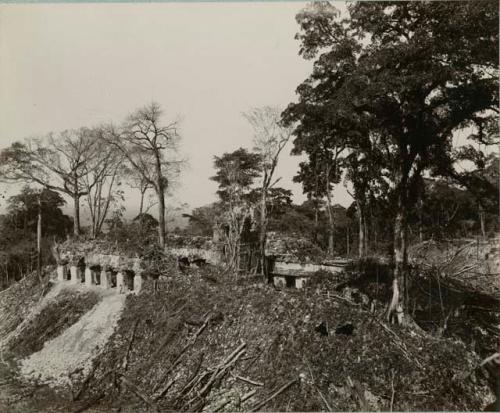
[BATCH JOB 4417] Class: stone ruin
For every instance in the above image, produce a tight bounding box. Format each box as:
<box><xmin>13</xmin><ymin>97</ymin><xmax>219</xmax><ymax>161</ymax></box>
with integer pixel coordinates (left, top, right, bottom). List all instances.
<box><xmin>54</xmin><ymin>249</ymin><xmax>145</xmax><ymax>294</ymax></box>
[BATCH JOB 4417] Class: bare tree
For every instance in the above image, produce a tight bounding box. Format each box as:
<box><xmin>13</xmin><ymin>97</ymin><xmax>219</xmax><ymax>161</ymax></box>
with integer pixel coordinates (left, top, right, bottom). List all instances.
<box><xmin>127</xmin><ymin>171</ymin><xmax>154</xmax><ymax>216</ymax></box>
<box><xmin>82</xmin><ymin>128</ymin><xmax>125</xmax><ymax>238</ymax></box>
<box><xmin>243</xmin><ymin>106</ymin><xmax>292</xmax><ymax>276</ymax></box>
<box><xmin>105</xmin><ymin>102</ymin><xmax>182</xmax><ymax>248</ymax></box>
<box><xmin>0</xmin><ymin>129</ymin><xmax>99</xmax><ymax>236</ymax></box>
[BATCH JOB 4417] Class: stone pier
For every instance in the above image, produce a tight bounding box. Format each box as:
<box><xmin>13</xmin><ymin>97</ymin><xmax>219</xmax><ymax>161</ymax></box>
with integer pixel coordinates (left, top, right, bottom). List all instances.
<box><xmin>100</xmin><ymin>269</ymin><xmax>111</xmax><ymax>289</ymax></box>
<box><xmin>69</xmin><ymin>266</ymin><xmax>80</xmax><ymax>284</ymax></box>
<box><xmin>116</xmin><ymin>272</ymin><xmax>128</xmax><ymax>294</ymax></box>
<box><xmin>56</xmin><ymin>265</ymin><xmax>65</xmax><ymax>282</ymax></box>
<box><xmin>133</xmin><ymin>275</ymin><xmax>143</xmax><ymax>294</ymax></box>
<box><xmin>55</xmin><ymin>251</ymin><xmax>144</xmax><ymax>295</ymax></box>
<box><xmin>84</xmin><ymin>267</ymin><xmax>94</xmax><ymax>287</ymax></box>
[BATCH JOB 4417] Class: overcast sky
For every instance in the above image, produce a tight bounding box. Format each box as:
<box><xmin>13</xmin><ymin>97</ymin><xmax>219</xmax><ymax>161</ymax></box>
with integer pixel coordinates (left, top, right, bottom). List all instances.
<box><xmin>0</xmin><ymin>2</ymin><xmax>353</xmax><ymax>220</ymax></box>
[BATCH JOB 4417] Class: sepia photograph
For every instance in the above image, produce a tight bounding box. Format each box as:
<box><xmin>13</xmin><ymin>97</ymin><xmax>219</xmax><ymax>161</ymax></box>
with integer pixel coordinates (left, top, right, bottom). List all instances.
<box><xmin>0</xmin><ymin>1</ymin><xmax>498</xmax><ymax>411</ymax></box>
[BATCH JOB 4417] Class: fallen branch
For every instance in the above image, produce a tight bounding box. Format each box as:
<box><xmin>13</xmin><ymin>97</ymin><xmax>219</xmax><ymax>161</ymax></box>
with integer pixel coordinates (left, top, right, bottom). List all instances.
<box><xmin>178</xmin><ymin>352</ymin><xmax>205</xmax><ymax>396</ymax></box>
<box><xmin>161</xmin><ymin>313</ymin><xmax>212</xmax><ymax>379</ymax></box>
<box><xmin>377</xmin><ymin>320</ymin><xmax>424</xmax><ymax>369</ymax></box>
<box><xmin>197</xmin><ymin>343</ymin><xmax>247</xmax><ymax>399</ymax></box>
<box><xmin>213</xmin><ymin>396</ymin><xmax>232</xmax><ymax>412</ymax></box>
<box><xmin>154</xmin><ymin>378</ymin><xmax>176</xmax><ymax>402</ymax></box>
<box><xmin>122</xmin><ymin>319</ymin><xmax>140</xmax><ymax>371</ymax></box>
<box><xmin>241</xmin><ymin>389</ymin><xmax>257</xmax><ymax>403</ymax></box>
<box><xmin>390</xmin><ymin>369</ymin><xmax>395</xmax><ymax>412</ymax></box>
<box><xmin>73</xmin><ymin>359</ymin><xmax>101</xmax><ymax>401</ymax></box>
<box><xmin>317</xmin><ymin>387</ymin><xmax>332</xmax><ymax>412</ymax></box>
<box><xmin>72</xmin><ymin>392</ymin><xmax>106</xmax><ymax>413</ymax></box>
<box><xmin>119</xmin><ymin>374</ymin><xmax>159</xmax><ymax>413</ymax></box>
<box><xmin>231</xmin><ymin>373</ymin><xmax>263</xmax><ymax>387</ymax></box>
<box><xmin>151</xmin><ymin>318</ymin><xmax>184</xmax><ymax>360</ymax></box>
<box><xmin>250</xmin><ymin>378</ymin><xmax>298</xmax><ymax>412</ymax></box>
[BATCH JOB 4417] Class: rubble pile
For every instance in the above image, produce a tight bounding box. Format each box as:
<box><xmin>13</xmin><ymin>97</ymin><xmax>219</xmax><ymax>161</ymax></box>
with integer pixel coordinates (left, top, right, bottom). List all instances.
<box><xmin>266</xmin><ymin>232</ymin><xmax>326</xmax><ymax>263</ymax></box>
<box><xmin>165</xmin><ymin>235</ymin><xmax>213</xmax><ymax>250</ymax></box>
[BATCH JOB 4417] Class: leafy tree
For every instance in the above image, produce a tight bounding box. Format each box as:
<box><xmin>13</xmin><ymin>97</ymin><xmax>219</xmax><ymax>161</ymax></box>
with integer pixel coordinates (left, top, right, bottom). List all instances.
<box><xmin>184</xmin><ymin>203</ymin><xmax>222</xmax><ymax>237</ymax></box>
<box><xmin>0</xmin><ymin>186</ymin><xmax>72</xmax><ymax>287</ymax></box>
<box><xmin>4</xmin><ymin>186</ymin><xmax>72</xmax><ymax>237</ymax></box>
<box><xmin>284</xmin><ymin>1</ymin><xmax>498</xmax><ymax>323</ymax></box>
<box><xmin>133</xmin><ymin>212</ymin><xmax>159</xmax><ymax>230</ymax></box>
<box><xmin>211</xmin><ymin>148</ymin><xmax>262</xmax><ymax>273</ymax></box>
<box><xmin>291</xmin><ymin>123</ymin><xmax>344</xmax><ymax>256</ymax></box>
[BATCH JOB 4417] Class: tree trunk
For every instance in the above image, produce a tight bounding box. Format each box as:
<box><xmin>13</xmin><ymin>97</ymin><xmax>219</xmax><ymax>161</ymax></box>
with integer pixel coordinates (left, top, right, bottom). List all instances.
<box><xmin>357</xmin><ymin>202</ymin><xmax>365</xmax><ymax>258</ymax></box>
<box><xmin>479</xmin><ymin>204</ymin><xmax>486</xmax><ymax>238</ymax></box>
<box><xmin>139</xmin><ymin>188</ymin><xmax>146</xmax><ymax>216</ymax></box>
<box><xmin>387</xmin><ymin>207</ymin><xmax>407</xmax><ymax>324</ymax></box>
<box><xmin>346</xmin><ymin>226</ymin><xmax>350</xmax><ymax>257</ymax></box>
<box><xmin>154</xmin><ymin>152</ymin><xmax>166</xmax><ymax>249</ymax></box>
<box><xmin>364</xmin><ymin>213</ymin><xmax>369</xmax><ymax>255</ymax></box>
<box><xmin>157</xmin><ymin>188</ymin><xmax>166</xmax><ymax>248</ymax></box>
<box><xmin>37</xmin><ymin>196</ymin><xmax>43</xmax><ymax>283</ymax></box>
<box><xmin>325</xmin><ymin>194</ymin><xmax>335</xmax><ymax>257</ymax></box>
<box><xmin>259</xmin><ymin>190</ymin><xmax>268</xmax><ymax>278</ymax></box>
<box><xmin>73</xmin><ymin>194</ymin><xmax>81</xmax><ymax>236</ymax></box>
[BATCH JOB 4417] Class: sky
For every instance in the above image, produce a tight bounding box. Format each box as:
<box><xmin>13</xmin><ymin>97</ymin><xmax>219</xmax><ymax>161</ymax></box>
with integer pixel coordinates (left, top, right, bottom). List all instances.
<box><xmin>0</xmin><ymin>2</ymin><xmax>354</xmax><ymax>222</ymax></box>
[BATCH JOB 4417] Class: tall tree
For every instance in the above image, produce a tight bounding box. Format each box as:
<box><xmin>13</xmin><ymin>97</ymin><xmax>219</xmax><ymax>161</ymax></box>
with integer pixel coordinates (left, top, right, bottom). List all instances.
<box><xmin>5</xmin><ymin>186</ymin><xmax>71</xmax><ymax>237</ymax></box>
<box><xmin>284</xmin><ymin>1</ymin><xmax>498</xmax><ymax>324</ymax></box>
<box><xmin>211</xmin><ymin>148</ymin><xmax>262</xmax><ymax>273</ymax></box>
<box><xmin>105</xmin><ymin>102</ymin><xmax>182</xmax><ymax>248</ymax></box>
<box><xmin>243</xmin><ymin>106</ymin><xmax>292</xmax><ymax>276</ymax></box>
<box><xmin>82</xmin><ymin>128</ymin><xmax>125</xmax><ymax>238</ymax></box>
<box><xmin>0</xmin><ymin>128</ymin><xmax>100</xmax><ymax>235</ymax></box>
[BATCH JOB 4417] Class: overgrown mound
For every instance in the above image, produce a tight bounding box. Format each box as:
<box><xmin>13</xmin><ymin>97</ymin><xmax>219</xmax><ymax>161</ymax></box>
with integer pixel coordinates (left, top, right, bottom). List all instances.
<box><xmin>71</xmin><ymin>272</ymin><xmax>492</xmax><ymax>412</ymax></box>
<box><xmin>0</xmin><ymin>269</ymin><xmax>54</xmax><ymax>341</ymax></box>
<box><xmin>6</xmin><ymin>288</ymin><xmax>101</xmax><ymax>358</ymax></box>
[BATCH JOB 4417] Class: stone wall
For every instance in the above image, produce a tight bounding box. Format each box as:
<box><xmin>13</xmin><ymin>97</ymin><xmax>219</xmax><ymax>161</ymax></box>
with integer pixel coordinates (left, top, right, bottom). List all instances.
<box><xmin>167</xmin><ymin>247</ymin><xmax>222</xmax><ymax>265</ymax></box>
<box><xmin>54</xmin><ymin>248</ymin><xmax>144</xmax><ymax>294</ymax></box>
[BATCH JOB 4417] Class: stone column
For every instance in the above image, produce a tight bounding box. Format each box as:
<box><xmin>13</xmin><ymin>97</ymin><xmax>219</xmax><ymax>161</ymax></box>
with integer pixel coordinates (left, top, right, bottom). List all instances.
<box><xmin>100</xmin><ymin>269</ymin><xmax>111</xmax><ymax>289</ymax></box>
<box><xmin>57</xmin><ymin>265</ymin><xmax>65</xmax><ymax>282</ymax></box>
<box><xmin>116</xmin><ymin>272</ymin><xmax>126</xmax><ymax>293</ymax></box>
<box><xmin>70</xmin><ymin>266</ymin><xmax>80</xmax><ymax>284</ymax></box>
<box><xmin>133</xmin><ymin>274</ymin><xmax>143</xmax><ymax>294</ymax></box>
<box><xmin>85</xmin><ymin>267</ymin><xmax>94</xmax><ymax>287</ymax></box>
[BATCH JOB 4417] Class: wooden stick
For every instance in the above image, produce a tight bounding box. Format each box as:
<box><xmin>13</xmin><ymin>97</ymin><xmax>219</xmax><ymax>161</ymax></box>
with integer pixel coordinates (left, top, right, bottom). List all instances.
<box><xmin>250</xmin><ymin>379</ymin><xmax>298</xmax><ymax>412</ymax></box>
<box><xmin>390</xmin><ymin>369</ymin><xmax>395</xmax><ymax>412</ymax></box>
<box><xmin>232</xmin><ymin>373</ymin><xmax>263</xmax><ymax>387</ymax></box>
<box><xmin>162</xmin><ymin>314</ymin><xmax>212</xmax><ymax>379</ymax></box>
<box><xmin>72</xmin><ymin>392</ymin><xmax>105</xmax><ymax>413</ymax></box>
<box><xmin>317</xmin><ymin>388</ymin><xmax>333</xmax><ymax>412</ymax></box>
<box><xmin>178</xmin><ymin>352</ymin><xmax>205</xmax><ymax>396</ymax></box>
<box><xmin>198</xmin><ymin>345</ymin><xmax>246</xmax><ymax>398</ymax></box>
<box><xmin>154</xmin><ymin>378</ymin><xmax>176</xmax><ymax>401</ymax></box>
<box><xmin>73</xmin><ymin>359</ymin><xmax>101</xmax><ymax>401</ymax></box>
<box><xmin>377</xmin><ymin>320</ymin><xmax>424</xmax><ymax>369</ymax></box>
<box><xmin>480</xmin><ymin>352</ymin><xmax>500</xmax><ymax>367</ymax></box>
<box><xmin>122</xmin><ymin>319</ymin><xmax>140</xmax><ymax>371</ymax></box>
<box><xmin>213</xmin><ymin>397</ymin><xmax>232</xmax><ymax>412</ymax></box>
<box><xmin>119</xmin><ymin>374</ymin><xmax>159</xmax><ymax>412</ymax></box>
<box><xmin>241</xmin><ymin>389</ymin><xmax>257</xmax><ymax>403</ymax></box>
